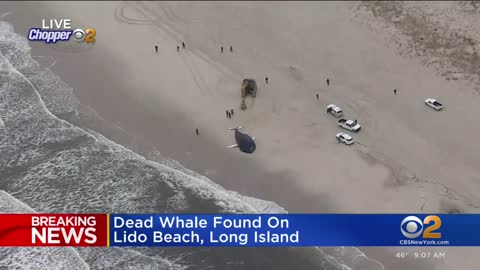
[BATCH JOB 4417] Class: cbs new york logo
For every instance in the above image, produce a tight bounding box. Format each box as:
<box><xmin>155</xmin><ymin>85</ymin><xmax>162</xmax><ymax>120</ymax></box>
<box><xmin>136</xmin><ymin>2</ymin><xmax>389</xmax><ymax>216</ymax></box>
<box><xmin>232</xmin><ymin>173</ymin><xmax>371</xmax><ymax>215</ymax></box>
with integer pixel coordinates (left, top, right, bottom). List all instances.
<box><xmin>400</xmin><ymin>215</ymin><xmax>442</xmax><ymax>239</ymax></box>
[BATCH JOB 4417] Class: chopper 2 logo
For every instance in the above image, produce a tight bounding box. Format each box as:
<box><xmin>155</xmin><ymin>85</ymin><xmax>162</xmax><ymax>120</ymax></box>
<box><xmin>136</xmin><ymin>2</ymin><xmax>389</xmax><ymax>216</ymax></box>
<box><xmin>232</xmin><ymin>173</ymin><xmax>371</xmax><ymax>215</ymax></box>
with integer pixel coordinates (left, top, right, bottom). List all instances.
<box><xmin>28</xmin><ymin>19</ymin><xmax>96</xmax><ymax>44</ymax></box>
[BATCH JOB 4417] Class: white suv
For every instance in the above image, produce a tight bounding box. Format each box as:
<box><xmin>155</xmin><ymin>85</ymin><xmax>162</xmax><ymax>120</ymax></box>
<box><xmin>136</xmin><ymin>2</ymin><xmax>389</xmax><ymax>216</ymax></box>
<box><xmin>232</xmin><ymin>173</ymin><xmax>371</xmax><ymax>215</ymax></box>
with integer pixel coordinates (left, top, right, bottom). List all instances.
<box><xmin>336</xmin><ymin>132</ymin><xmax>354</xmax><ymax>145</ymax></box>
<box><xmin>327</xmin><ymin>104</ymin><xmax>344</xmax><ymax>118</ymax></box>
<box><xmin>425</xmin><ymin>98</ymin><xmax>443</xmax><ymax>111</ymax></box>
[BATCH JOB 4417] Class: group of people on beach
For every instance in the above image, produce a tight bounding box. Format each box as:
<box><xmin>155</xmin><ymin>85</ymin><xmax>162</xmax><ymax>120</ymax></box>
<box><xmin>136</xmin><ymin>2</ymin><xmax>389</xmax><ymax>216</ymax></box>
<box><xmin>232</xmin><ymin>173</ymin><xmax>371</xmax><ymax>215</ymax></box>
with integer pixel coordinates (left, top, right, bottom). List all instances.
<box><xmin>177</xmin><ymin>42</ymin><xmax>186</xmax><ymax>52</ymax></box>
<box><xmin>154</xmin><ymin>41</ymin><xmax>187</xmax><ymax>53</ymax></box>
<box><xmin>226</xmin><ymin>109</ymin><xmax>235</xmax><ymax>119</ymax></box>
<box><xmin>154</xmin><ymin>42</ymin><xmax>237</xmax><ymax>55</ymax></box>
<box><xmin>220</xmin><ymin>46</ymin><xmax>233</xmax><ymax>53</ymax></box>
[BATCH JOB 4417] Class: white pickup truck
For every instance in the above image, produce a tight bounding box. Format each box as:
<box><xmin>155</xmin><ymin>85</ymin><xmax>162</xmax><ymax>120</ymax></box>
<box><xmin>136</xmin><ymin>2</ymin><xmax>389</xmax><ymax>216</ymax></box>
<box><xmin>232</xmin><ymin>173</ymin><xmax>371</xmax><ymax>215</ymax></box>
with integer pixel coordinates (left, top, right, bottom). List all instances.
<box><xmin>338</xmin><ymin>119</ymin><xmax>361</xmax><ymax>132</ymax></box>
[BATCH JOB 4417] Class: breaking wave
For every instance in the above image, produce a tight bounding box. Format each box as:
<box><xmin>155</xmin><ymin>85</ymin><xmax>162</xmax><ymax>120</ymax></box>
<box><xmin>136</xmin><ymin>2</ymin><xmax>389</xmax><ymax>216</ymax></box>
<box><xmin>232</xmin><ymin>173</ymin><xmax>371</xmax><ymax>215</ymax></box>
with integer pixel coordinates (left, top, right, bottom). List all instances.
<box><xmin>0</xmin><ymin>21</ymin><xmax>383</xmax><ymax>270</ymax></box>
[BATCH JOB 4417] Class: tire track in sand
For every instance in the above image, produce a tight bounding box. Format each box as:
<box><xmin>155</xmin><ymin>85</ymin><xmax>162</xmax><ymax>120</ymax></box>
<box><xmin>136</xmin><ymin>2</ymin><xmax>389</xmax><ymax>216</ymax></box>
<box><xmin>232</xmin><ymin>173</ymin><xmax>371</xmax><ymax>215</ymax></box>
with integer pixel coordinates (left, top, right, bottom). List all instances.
<box><xmin>115</xmin><ymin>2</ymin><xmax>212</xmax><ymax>96</ymax></box>
<box><xmin>131</xmin><ymin>2</ymin><xmax>239</xmax><ymax>81</ymax></box>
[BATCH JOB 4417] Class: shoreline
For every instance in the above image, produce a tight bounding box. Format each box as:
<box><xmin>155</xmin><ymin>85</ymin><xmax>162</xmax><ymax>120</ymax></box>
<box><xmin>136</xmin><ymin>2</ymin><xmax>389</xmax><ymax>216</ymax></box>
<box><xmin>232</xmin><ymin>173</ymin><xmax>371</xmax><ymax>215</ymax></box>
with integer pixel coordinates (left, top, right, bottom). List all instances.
<box><xmin>0</xmin><ymin>2</ymin><xmax>330</xmax><ymax>214</ymax></box>
<box><xmin>2</xmin><ymin>1</ymin><xmax>480</xmax><ymax>269</ymax></box>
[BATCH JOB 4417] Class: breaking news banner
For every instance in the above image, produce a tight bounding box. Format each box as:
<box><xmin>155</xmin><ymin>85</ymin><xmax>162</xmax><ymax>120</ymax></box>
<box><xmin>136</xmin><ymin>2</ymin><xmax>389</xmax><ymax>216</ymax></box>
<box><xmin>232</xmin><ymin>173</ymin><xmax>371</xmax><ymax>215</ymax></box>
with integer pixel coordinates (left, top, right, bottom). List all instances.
<box><xmin>1</xmin><ymin>214</ymin><xmax>480</xmax><ymax>247</ymax></box>
<box><xmin>0</xmin><ymin>214</ymin><xmax>108</xmax><ymax>246</ymax></box>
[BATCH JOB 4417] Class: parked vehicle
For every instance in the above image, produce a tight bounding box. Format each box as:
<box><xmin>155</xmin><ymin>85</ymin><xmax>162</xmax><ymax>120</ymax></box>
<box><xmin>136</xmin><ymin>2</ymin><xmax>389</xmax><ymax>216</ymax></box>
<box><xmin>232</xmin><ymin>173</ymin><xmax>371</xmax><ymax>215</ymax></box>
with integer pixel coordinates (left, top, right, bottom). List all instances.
<box><xmin>336</xmin><ymin>132</ymin><xmax>354</xmax><ymax>145</ymax></box>
<box><xmin>241</xmin><ymin>79</ymin><xmax>257</xmax><ymax>98</ymax></box>
<box><xmin>425</xmin><ymin>98</ymin><xmax>443</xmax><ymax>111</ymax></box>
<box><xmin>338</xmin><ymin>119</ymin><xmax>361</xmax><ymax>132</ymax></box>
<box><xmin>327</xmin><ymin>104</ymin><xmax>343</xmax><ymax>118</ymax></box>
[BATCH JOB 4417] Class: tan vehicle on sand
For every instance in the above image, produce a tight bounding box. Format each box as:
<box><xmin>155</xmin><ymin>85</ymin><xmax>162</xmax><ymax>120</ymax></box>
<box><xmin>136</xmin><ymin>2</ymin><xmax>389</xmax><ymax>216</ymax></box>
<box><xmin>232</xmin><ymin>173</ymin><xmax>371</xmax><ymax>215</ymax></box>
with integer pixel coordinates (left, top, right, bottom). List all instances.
<box><xmin>241</xmin><ymin>79</ymin><xmax>257</xmax><ymax>98</ymax></box>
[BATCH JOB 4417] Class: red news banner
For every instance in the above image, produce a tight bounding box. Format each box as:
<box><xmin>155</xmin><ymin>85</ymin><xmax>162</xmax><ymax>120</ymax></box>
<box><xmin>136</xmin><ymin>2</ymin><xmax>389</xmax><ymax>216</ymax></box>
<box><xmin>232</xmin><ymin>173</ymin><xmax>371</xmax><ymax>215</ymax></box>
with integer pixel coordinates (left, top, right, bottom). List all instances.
<box><xmin>0</xmin><ymin>214</ymin><xmax>108</xmax><ymax>246</ymax></box>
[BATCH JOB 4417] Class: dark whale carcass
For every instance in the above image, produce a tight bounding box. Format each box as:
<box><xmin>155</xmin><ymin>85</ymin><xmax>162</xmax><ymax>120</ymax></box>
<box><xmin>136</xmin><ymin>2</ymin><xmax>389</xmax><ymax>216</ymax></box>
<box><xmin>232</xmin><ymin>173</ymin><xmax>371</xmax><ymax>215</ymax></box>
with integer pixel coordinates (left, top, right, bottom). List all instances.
<box><xmin>227</xmin><ymin>127</ymin><xmax>256</xmax><ymax>153</ymax></box>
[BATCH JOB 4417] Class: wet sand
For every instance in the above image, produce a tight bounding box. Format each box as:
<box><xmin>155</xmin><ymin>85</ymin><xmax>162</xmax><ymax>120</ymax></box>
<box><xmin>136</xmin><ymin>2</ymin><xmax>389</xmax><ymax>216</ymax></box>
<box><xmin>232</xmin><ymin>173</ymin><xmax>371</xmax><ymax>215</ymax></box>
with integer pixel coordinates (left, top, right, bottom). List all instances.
<box><xmin>2</xmin><ymin>1</ymin><xmax>480</xmax><ymax>269</ymax></box>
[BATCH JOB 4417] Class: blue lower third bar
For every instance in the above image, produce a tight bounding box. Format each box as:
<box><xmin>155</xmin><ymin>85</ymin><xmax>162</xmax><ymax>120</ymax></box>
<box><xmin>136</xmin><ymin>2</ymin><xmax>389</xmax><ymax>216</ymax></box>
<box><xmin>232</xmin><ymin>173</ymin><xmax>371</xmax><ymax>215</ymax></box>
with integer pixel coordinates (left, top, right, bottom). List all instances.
<box><xmin>108</xmin><ymin>214</ymin><xmax>480</xmax><ymax>247</ymax></box>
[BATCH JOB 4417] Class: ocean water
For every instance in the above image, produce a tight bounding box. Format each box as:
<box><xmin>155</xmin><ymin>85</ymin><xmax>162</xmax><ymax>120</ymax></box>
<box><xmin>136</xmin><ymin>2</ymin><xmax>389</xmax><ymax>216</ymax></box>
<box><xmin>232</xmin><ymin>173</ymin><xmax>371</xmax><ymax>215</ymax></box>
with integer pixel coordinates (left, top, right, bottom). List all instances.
<box><xmin>0</xmin><ymin>21</ymin><xmax>383</xmax><ymax>270</ymax></box>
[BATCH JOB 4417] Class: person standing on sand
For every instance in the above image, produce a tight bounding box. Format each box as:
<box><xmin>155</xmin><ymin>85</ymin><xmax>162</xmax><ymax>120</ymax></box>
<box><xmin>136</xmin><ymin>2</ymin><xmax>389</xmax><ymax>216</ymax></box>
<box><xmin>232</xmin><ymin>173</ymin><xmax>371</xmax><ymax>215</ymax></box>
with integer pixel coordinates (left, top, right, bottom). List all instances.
<box><xmin>394</xmin><ymin>89</ymin><xmax>397</xmax><ymax>95</ymax></box>
<box><xmin>196</xmin><ymin>128</ymin><xmax>199</xmax><ymax>135</ymax></box>
<box><xmin>265</xmin><ymin>76</ymin><xmax>269</xmax><ymax>84</ymax></box>
<box><xmin>182</xmin><ymin>42</ymin><xmax>185</xmax><ymax>49</ymax></box>
<box><xmin>326</xmin><ymin>78</ymin><xmax>330</xmax><ymax>86</ymax></box>
<box><xmin>230</xmin><ymin>46</ymin><xmax>233</xmax><ymax>52</ymax></box>
<box><xmin>226</xmin><ymin>110</ymin><xmax>229</xmax><ymax>118</ymax></box>
<box><xmin>316</xmin><ymin>93</ymin><xmax>319</xmax><ymax>100</ymax></box>
<box><xmin>154</xmin><ymin>45</ymin><xmax>158</xmax><ymax>53</ymax></box>
<box><xmin>177</xmin><ymin>46</ymin><xmax>180</xmax><ymax>52</ymax></box>
<box><xmin>230</xmin><ymin>109</ymin><xmax>234</xmax><ymax>117</ymax></box>
<box><xmin>221</xmin><ymin>46</ymin><xmax>224</xmax><ymax>53</ymax></box>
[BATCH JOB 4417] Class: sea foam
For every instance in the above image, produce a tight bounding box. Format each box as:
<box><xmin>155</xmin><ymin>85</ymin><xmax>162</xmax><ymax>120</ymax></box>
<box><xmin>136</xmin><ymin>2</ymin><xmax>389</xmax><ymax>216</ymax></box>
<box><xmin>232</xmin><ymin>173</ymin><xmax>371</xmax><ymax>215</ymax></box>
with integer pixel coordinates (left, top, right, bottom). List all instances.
<box><xmin>0</xmin><ymin>19</ymin><xmax>382</xmax><ymax>270</ymax></box>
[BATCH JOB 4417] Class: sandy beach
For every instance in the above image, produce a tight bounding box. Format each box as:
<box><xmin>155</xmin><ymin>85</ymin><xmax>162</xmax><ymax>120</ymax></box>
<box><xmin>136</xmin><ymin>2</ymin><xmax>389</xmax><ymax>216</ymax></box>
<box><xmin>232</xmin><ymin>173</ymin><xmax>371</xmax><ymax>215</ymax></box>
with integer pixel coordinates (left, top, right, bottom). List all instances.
<box><xmin>2</xmin><ymin>1</ymin><xmax>480</xmax><ymax>269</ymax></box>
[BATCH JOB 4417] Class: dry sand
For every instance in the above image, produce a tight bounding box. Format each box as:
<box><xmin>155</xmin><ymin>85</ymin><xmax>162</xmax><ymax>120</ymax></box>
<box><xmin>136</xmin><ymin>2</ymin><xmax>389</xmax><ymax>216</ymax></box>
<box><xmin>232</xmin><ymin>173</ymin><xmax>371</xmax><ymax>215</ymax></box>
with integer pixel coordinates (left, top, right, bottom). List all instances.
<box><xmin>2</xmin><ymin>1</ymin><xmax>480</xmax><ymax>269</ymax></box>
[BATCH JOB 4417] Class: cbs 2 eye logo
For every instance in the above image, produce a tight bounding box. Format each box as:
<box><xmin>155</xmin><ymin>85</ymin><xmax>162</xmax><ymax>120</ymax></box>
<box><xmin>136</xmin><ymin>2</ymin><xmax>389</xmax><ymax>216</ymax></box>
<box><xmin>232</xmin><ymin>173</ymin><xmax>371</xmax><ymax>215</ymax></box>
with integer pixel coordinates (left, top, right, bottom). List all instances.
<box><xmin>72</xmin><ymin>28</ymin><xmax>96</xmax><ymax>43</ymax></box>
<box><xmin>400</xmin><ymin>215</ymin><xmax>442</xmax><ymax>239</ymax></box>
